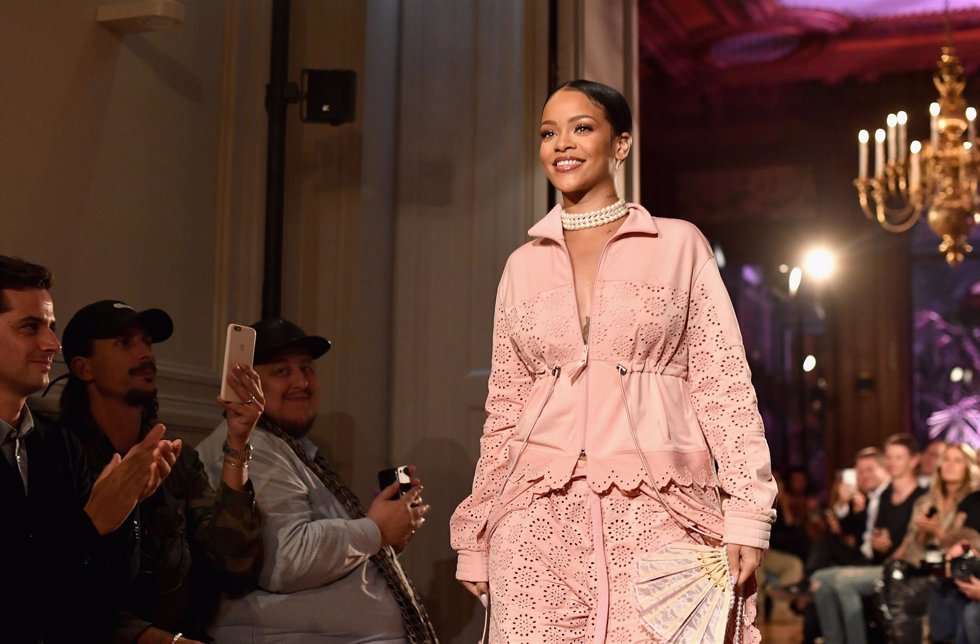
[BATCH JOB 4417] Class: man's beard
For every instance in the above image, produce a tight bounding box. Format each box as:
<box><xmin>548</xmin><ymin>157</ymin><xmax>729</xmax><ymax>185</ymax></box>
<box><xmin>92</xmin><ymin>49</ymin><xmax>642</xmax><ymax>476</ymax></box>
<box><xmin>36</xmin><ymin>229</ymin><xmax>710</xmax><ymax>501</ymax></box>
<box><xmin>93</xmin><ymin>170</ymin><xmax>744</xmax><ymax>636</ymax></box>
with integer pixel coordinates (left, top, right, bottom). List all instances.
<box><xmin>123</xmin><ymin>387</ymin><xmax>158</xmax><ymax>408</ymax></box>
<box><xmin>278</xmin><ymin>414</ymin><xmax>316</xmax><ymax>438</ymax></box>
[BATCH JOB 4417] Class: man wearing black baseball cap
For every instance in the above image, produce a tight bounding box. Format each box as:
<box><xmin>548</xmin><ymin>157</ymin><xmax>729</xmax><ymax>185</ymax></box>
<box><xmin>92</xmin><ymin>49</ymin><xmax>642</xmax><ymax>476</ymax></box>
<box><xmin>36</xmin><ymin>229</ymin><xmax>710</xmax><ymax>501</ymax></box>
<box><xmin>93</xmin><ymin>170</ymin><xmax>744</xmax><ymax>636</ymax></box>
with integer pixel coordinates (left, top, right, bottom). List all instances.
<box><xmin>197</xmin><ymin>318</ymin><xmax>437</xmax><ymax>643</ymax></box>
<box><xmin>59</xmin><ymin>300</ymin><xmax>266</xmax><ymax>644</ymax></box>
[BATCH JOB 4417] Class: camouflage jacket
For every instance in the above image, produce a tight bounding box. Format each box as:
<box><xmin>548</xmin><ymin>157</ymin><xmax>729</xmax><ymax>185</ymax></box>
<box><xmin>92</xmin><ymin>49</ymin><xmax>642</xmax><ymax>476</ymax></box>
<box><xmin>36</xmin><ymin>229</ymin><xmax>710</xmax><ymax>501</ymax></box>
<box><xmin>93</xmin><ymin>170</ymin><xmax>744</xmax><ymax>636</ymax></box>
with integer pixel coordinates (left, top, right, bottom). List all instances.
<box><xmin>79</xmin><ymin>428</ymin><xmax>263</xmax><ymax>643</ymax></box>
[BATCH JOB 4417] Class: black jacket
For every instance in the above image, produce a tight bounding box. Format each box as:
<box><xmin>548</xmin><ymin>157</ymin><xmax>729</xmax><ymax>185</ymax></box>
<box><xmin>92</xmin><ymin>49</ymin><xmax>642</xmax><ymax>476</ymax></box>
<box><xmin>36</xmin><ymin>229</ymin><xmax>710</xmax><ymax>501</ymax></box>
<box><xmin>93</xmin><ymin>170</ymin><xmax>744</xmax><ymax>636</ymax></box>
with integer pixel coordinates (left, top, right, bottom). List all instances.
<box><xmin>0</xmin><ymin>408</ymin><xmax>132</xmax><ymax>643</ymax></box>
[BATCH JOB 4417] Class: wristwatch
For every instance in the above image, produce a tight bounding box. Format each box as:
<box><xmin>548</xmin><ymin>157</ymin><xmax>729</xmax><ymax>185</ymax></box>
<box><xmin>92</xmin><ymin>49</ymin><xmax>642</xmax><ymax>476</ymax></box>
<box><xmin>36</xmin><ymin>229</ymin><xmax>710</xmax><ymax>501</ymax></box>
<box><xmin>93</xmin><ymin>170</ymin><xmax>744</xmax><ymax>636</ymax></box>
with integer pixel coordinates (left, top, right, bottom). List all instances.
<box><xmin>223</xmin><ymin>441</ymin><xmax>253</xmax><ymax>463</ymax></box>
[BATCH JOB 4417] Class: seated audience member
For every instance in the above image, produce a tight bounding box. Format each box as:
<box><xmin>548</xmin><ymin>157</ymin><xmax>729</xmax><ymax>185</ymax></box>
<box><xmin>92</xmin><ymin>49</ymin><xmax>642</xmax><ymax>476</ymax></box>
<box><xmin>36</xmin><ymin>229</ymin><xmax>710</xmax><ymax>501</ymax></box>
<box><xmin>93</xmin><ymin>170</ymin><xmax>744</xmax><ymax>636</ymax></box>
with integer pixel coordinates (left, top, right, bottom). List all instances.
<box><xmin>808</xmin><ymin>448</ymin><xmax>890</xmax><ymax>574</ymax></box>
<box><xmin>59</xmin><ymin>300</ymin><xmax>264</xmax><ymax>644</ymax></box>
<box><xmin>774</xmin><ymin>466</ymin><xmax>822</xmax><ymax>561</ymax></box>
<box><xmin>0</xmin><ymin>256</ymin><xmax>178</xmax><ymax>642</ymax></box>
<box><xmin>880</xmin><ymin>443</ymin><xmax>979</xmax><ymax>644</ymax></box>
<box><xmin>197</xmin><ymin>318</ymin><xmax>438</xmax><ymax>643</ymax></box>
<box><xmin>928</xmin><ymin>528</ymin><xmax>980</xmax><ymax>644</ymax></box>
<box><xmin>811</xmin><ymin>434</ymin><xmax>926</xmax><ymax>644</ymax></box>
<box><xmin>920</xmin><ymin>439</ymin><xmax>947</xmax><ymax>488</ymax></box>
<box><xmin>793</xmin><ymin>449</ymin><xmax>888</xmax><ymax>642</ymax></box>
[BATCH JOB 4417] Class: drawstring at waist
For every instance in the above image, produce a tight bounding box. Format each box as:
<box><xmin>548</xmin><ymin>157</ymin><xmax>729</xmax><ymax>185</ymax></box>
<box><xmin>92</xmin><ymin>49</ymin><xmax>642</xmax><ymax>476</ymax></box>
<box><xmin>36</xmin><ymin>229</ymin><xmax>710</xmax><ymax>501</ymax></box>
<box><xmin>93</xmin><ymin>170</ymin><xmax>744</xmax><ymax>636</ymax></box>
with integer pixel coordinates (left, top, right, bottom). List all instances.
<box><xmin>616</xmin><ymin>363</ymin><xmax>722</xmax><ymax>539</ymax></box>
<box><xmin>498</xmin><ymin>365</ymin><xmax>560</xmax><ymax>498</ymax></box>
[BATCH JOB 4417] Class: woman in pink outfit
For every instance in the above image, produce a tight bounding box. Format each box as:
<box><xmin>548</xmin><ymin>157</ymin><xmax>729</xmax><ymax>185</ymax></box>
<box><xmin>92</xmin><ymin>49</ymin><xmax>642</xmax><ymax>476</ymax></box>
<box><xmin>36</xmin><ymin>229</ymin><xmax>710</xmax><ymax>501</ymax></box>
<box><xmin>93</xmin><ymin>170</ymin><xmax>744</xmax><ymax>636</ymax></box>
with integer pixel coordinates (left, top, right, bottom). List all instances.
<box><xmin>450</xmin><ymin>80</ymin><xmax>777</xmax><ymax>643</ymax></box>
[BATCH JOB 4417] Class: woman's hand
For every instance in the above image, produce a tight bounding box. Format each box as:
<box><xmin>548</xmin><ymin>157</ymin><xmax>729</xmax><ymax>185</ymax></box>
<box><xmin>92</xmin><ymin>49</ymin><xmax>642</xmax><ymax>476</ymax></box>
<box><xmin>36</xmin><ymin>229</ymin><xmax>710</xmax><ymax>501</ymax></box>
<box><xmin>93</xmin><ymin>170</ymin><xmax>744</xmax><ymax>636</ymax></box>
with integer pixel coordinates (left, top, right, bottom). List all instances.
<box><xmin>726</xmin><ymin>544</ymin><xmax>763</xmax><ymax>590</ymax></box>
<box><xmin>460</xmin><ymin>580</ymin><xmax>490</xmax><ymax>607</ymax></box>
<box><xmin>913</xmin><ymin>510</ymin><xmax>941</xmax><ymax>536</ymax></box>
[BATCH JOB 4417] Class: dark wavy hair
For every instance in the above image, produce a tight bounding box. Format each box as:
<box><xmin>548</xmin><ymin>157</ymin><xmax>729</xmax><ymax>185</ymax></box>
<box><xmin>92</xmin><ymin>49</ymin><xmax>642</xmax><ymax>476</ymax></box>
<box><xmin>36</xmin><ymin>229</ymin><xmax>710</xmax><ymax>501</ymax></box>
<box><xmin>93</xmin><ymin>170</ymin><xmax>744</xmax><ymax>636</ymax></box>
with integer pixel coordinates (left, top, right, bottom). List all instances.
<box><xmin>59</xmin><ymin>338</ymin><xmax>159</xmax><ymax>439</ymax></box>
<box><xmin>549</xmin><ymin>79</ymin><xmax>632</xmax><ymax>136</ymax></box>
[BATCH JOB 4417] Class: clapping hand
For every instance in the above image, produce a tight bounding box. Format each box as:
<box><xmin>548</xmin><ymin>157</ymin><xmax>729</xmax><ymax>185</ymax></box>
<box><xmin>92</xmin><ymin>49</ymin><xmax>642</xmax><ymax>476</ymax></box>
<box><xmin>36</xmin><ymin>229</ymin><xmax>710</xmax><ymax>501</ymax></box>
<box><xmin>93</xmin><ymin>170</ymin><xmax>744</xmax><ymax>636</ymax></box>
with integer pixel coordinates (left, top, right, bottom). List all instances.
<box><xmin>85</xmin><ymin>424</ymin><xmax>180</xmax><ymax>535</ymax></box>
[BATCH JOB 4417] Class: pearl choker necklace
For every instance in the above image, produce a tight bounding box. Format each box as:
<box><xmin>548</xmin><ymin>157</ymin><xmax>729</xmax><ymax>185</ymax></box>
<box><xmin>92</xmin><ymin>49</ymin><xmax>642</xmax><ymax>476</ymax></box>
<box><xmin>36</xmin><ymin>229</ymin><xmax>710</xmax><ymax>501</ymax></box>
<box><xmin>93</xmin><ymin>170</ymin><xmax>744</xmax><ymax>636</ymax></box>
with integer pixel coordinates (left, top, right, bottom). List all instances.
<box><xmin>560</xmin><ymin>199</ymin><xmax>628</xmax><ymax>230</ymax></box>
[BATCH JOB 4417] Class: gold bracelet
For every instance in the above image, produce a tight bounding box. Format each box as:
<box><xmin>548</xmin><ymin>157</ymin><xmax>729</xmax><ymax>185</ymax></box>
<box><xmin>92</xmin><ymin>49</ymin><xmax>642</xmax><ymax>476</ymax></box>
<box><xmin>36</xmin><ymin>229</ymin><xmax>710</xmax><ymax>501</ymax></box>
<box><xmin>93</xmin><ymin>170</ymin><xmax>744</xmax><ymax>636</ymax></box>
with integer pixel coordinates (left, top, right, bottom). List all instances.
<box><xmin>223</xmin><ymin>457</ymin><xmax>248</xmax><ymax>469</ymax></box>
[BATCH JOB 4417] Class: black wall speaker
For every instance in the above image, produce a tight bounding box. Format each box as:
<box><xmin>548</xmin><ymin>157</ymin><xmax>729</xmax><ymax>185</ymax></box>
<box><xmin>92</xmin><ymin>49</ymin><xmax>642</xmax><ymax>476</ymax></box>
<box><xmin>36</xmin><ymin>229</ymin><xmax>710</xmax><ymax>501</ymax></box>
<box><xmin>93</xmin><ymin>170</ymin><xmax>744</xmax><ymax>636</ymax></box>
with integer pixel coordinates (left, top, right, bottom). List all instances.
<box><xmin>301</xmin><ymin>69</ymin><xmax>356</xmax><ymax>125</ymax></box>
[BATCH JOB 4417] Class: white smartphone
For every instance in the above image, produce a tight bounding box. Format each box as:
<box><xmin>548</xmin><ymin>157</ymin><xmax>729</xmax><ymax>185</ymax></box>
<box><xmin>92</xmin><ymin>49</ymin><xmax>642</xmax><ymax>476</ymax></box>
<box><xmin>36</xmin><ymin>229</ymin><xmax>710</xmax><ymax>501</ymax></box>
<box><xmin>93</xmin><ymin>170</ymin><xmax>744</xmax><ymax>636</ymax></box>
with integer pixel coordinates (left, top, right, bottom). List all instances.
<box><xmin>219</xmin><ymin>324</ymin><xmax>256</xmax><ymax>402</ymax></box>
<box><xmin>840</xmin><ymin>468</ymin><xmax>857</xmax><ymax>489</ymax></box>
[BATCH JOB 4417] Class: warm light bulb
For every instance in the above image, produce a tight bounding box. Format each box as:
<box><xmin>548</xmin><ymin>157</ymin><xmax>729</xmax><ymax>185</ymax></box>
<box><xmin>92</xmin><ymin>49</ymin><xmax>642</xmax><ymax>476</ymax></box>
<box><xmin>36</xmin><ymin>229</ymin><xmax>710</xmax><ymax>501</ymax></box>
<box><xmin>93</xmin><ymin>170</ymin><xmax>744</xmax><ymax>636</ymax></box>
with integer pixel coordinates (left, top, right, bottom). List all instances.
<box><xmin>803</xmin><ymin>248</ymin><xmax>836</xmax><ymax>282</ymax></box>
<box><xmin>886</xmin><ymin>113</ymin><xmax>897</xmax><ymax>128</ymax></box>
<box><xmin>968</xmin><ymin>107</ymin><xmax>977</xmax><ymax>122</ymax></box>
<box><xmin>713</xmin><ymin>244</ymin><xmax>726</xmax><ymax>269</ymax></box>
<box><xmin>788</xmin><ymin>267</ymin><xmax>802</xmax><ymax>297</ymax></box>
<box><xmin>875</xmin><ymin>128</ymin><xmax>886</xmax><ymax>143</ymax></box>
<box><xmin>930</xmin><ymin>102</ymin><xmax>941</xmax><ymax>117</ymax></box>
<box><xmin>859</xmin><ymin>129</ymin><xmax>869</xmax><ymax>143</ymax></box>
<box><xmin>803</xmin><ymin>355</ymin><xmax>817</xmax><ymax>373</ymax></box>
<box><xmin>910</xmin><ymin>140</ymin><xmax>922</xmax><ymax>154</ymax></box>
<box><xmin>897</xmin><ymin>111</ymin><xmax>908</xmax><ymax>125</ymax></box>
<box><xmin>967</xmin><ymin>142</ymin><xmax>974</xmax><ymax>151</ymax></box>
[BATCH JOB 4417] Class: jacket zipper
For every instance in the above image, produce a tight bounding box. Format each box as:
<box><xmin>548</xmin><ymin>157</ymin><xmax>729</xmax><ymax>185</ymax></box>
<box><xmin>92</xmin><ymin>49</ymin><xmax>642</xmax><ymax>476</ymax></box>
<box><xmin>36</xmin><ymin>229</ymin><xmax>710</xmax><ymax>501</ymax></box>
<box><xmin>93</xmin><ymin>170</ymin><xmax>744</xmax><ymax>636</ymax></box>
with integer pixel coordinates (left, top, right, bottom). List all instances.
<box><xmin>580</xmin><ymin>236</ymin><xmax>616</xmax><ymax>460</ymax></box>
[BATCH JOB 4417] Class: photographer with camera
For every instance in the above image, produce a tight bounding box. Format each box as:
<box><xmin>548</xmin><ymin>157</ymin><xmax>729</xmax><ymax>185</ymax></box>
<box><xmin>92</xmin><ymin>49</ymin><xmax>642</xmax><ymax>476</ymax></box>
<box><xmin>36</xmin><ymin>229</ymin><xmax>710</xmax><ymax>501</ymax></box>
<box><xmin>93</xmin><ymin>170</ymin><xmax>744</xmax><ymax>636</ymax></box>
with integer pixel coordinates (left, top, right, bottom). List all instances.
<box><xmin>929</xmin><ymin>528</ymin><xmax>980</xmax><ymax>644</ymax></box>
<box><xmin>878</xmin><ymin>443</ymin><xmax>979</xmax><ymax>644</ymax></box>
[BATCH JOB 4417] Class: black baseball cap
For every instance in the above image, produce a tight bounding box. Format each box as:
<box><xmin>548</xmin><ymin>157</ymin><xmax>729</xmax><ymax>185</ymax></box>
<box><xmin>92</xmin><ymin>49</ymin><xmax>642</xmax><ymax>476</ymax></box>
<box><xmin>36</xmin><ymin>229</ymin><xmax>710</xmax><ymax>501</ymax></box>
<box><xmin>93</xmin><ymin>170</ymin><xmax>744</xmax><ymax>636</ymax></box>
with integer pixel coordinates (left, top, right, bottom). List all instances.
<box><xmin>62</xmin><ymin>300</ymin><xmax>174</xmax><ymax>367</ymax></box>
<box><xmin>251</xmin><ymin>318</ymin><xmax>331</xmax><ymax>365</ymax></box>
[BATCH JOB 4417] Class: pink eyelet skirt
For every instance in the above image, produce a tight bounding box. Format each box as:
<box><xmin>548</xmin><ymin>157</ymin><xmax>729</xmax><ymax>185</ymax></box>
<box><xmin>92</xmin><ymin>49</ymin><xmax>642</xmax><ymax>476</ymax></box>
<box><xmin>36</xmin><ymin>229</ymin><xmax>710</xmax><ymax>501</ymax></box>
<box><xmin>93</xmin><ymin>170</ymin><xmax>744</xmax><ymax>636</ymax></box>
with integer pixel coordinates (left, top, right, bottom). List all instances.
<box><xmin>486</xmin><ymin>463</ymin><xmax>760</xmax><ymax>643</ymax></box>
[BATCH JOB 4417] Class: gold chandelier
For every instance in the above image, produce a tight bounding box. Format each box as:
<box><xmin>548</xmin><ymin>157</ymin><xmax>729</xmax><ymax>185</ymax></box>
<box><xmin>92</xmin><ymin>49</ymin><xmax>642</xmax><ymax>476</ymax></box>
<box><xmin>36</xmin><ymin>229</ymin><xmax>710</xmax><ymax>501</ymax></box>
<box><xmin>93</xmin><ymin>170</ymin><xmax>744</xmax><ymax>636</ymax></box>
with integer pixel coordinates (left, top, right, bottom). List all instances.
<box><xmin>854</xmin><ymin>28</ymin><xmax>979</xmax><ymax>267</ymax></box>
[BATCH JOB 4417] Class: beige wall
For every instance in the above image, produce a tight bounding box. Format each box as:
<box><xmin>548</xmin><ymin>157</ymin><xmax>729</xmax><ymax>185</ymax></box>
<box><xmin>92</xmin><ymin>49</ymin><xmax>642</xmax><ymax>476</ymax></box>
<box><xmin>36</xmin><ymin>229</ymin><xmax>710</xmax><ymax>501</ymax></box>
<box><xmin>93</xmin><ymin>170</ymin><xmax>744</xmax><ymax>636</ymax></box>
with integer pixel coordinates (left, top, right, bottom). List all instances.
<box><xmin>2</xmin><ymin>0</ymin><xmax>269</xmax><ymax>436</ymax></box>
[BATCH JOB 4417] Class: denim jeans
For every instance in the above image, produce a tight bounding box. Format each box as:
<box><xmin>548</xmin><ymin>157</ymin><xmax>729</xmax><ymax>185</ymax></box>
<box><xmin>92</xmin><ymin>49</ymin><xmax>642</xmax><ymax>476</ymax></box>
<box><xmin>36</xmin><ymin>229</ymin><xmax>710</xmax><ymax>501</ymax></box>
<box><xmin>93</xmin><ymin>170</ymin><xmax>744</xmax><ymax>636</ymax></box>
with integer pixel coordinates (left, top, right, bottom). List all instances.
<box><xmin>811</xmin><ymin>565</ymin><xmax>881</xmax><ymax>644</ymax></box>
<box><xmin>961</xmin><ymin>601</ymin><xmax>980</xmax><ymax>644</ymax></box>
<box><xmin>928</xmin><ymin>582</ymin><xmax>980</xmax><ymax>644</ymax></box>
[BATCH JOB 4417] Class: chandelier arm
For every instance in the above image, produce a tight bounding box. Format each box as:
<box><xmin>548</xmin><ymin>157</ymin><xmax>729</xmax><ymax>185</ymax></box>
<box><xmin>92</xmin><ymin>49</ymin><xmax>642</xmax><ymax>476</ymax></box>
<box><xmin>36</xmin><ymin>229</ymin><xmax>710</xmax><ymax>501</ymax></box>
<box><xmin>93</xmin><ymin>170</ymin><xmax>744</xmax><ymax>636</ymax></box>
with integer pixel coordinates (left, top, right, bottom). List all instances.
<box><xmin>875</xmin><ymin>207</ymin><xmax>923</xmax><ymax>233</ymax></box>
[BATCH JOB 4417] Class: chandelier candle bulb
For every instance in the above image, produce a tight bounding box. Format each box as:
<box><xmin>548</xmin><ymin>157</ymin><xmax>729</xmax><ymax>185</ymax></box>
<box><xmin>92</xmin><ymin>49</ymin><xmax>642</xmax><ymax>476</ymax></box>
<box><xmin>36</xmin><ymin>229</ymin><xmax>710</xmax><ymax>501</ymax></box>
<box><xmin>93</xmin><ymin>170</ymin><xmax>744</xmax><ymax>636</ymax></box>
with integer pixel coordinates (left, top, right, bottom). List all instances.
<box><xmin>887</xmin><ymin>113</ymin><xmax>898</xmax><ymax>162</ymax></box>
<box><xmin>875</xmin><ymin>128</ymin><xmax>886</xmax><ymax>179</ymax></box>
<box><xmin>931</xmin><ymin>102</ymin><xmax>941</xmax><ymax>149</ymax></box>
<box><xmin>968</xmin><ymin>106</ymin><xmax>977</xmax><ymax>141</ymax></box>
<box><xmin>898</xmin><ymin>111</ymin><xmax>908</xmax><ymax>161</ymax></box>
<box><xmin>910</xmin><ymin>141</ymin><xmax>921</xmax><ymax>194</ymax></box>
<box><xmin>858</xmin><ymin>130</ymin><xmax>869</xmax><ymax>179</ymax></box>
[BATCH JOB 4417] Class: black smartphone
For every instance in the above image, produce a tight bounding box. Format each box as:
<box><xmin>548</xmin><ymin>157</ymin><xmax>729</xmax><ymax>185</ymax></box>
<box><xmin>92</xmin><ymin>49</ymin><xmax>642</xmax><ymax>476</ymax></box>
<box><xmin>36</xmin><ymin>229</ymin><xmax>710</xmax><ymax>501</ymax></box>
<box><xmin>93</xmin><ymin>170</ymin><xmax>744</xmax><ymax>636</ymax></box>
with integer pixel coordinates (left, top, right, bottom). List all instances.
<box><xmin>378</xmin><ymin>465</ymin><xmax>412</xmax><ymax>499</ymax></box>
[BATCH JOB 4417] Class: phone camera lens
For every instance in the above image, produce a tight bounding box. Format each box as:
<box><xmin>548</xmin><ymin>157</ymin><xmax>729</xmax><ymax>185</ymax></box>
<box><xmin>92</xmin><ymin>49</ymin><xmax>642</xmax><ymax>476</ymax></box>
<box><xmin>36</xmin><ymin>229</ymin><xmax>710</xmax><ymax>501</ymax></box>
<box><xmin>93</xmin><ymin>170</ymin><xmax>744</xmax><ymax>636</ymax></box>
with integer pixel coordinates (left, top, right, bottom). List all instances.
<box><xmin>234</xmin><ymin>325</ymin><xmax>241</xmax><ymax>331</ymax></box>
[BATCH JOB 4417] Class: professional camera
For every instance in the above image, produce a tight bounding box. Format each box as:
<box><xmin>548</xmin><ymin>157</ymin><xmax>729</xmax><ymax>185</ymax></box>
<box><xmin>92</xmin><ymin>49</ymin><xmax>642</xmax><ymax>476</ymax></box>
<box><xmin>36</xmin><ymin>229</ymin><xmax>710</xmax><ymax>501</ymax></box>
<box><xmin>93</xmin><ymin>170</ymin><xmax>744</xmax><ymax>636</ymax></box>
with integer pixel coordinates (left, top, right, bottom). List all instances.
<box><xmin>949</xmin><ymin>549</ymin><xmax>980</xmax><ymax>582</ymax></box>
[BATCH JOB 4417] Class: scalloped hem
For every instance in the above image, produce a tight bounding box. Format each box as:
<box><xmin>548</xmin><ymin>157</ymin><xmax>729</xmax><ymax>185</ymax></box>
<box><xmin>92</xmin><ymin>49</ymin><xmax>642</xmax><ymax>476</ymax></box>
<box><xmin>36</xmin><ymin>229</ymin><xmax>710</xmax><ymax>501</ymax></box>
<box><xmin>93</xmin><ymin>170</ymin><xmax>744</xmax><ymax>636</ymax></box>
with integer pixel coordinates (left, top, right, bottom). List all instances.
<box><xmin>506</xmin><ymin>448</ymin><xmax>717</xmax><ymax>495</ymax></box>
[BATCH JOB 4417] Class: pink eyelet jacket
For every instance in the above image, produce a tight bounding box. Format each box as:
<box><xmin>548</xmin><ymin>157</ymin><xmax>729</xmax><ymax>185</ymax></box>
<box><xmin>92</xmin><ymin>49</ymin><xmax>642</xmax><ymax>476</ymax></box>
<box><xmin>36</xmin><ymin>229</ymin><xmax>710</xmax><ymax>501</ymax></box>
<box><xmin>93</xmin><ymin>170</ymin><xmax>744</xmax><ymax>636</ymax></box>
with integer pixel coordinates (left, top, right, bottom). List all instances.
<box><xmin>450</xmin><ymin>203</ymin><xmax>778</xmax><ymax>583</ymax></box>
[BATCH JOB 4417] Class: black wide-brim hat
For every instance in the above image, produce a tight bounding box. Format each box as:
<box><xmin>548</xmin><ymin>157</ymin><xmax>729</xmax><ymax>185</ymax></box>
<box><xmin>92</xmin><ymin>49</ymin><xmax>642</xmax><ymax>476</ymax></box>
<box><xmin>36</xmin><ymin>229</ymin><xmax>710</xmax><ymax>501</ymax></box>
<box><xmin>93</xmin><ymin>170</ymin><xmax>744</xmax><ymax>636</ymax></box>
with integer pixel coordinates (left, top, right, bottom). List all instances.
<box><xmin>62</xmin><ymin>300</ymin><xmax>174</xmax><ymax>366</ymax></box>
<box><xmin>250</xmin><ymin>317</ymin><xmax>331</xmax><ymax>365</ymax></box>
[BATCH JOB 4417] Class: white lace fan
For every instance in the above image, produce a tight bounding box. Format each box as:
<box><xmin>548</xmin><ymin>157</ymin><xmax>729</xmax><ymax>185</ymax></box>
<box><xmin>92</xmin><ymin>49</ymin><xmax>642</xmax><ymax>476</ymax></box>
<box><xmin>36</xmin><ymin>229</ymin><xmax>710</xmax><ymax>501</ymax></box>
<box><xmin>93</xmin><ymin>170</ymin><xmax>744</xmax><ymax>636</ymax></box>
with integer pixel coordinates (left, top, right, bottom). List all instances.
<box><xmin>634</xmin><ymin>542</ymin><xmax>735</xmax><ymax>643</ymax></box>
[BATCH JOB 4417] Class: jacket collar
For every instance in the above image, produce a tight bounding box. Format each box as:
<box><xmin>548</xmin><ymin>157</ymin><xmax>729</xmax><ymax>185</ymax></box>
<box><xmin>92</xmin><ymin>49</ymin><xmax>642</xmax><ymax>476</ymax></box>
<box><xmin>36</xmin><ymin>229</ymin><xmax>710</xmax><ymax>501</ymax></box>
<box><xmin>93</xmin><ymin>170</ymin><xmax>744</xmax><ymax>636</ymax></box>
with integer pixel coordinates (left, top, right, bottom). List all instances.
<box><xmin>527</xmin><ymin>202</ymin><xmax>659</xmax><ymax>243</ymax></box>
